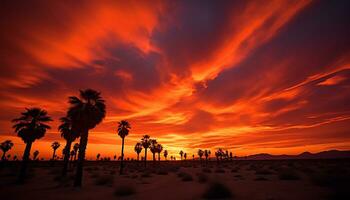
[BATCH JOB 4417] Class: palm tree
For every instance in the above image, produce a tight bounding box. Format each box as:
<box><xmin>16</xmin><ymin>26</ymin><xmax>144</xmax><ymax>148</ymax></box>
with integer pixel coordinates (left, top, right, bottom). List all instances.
<box><xmin>73</xmin><ymin>143</ymin><xmax>79</xmax><ymax>162</ymax></box>
<box><xmin>33</xmin><ymin>150</ymin><xmax>39</xmax><ymax>160</ymax></box>
<box><xmin>149</xmin><ymin>139</ymin><xmax>158</xmax><ymax>162</ymax></box>
<box><xmin>97</xmin><ymin>153</ymin><xmax>101</xmax><ymax>160</ymax></box>
<box><xmin>12</xmin><ymin>107</ymin><xmax>52</xmax><ymax>183</ymax></box>
<box><xmin>1</xmin><ymin>140</ymin><xmax>14</xmax><ymax>161</ymax></box>
<box><xmin>184</xmin><ymin>153</ymin><xmax>187</xmax><ymax>160</ymax></box>
<box><xmin>59</xmin><ymin>116</ymin><xmax>79</xmax><ymax>176</ymax></box>
<box><xmin>141</xmin><ymin>135</ymin><xmax>151</xmax><ymax>167</ymax></box>
<box><xmin>198</xmin><ymin>149</ymin><xmax>204</xmax><ymax>161</ymax></box>
<box><xmin>117</xmin><ymin>120</ymin><xmax>131</xmax><ymax>175</ymax></box>
<box><xmin>51</xmin><ymin>141</ymin><xmax>60</xmax><ymax>160</ymax></box>
<box><xmin>179</xmin><ymin>150</ymin><xmax>184</xmax><ymax>160</ymax></box>
<box><xmin>163</xmin><ymin>150</ymin><xmax>168</xmax><ymax>160</ymax></box>
<box><xmin>134</xmin><ymin>142</ymin><xmax>143</xmax><ymax>161</ymax></box>
<box><xmin>13</xmin><ymin>155</ymin><xmax>18</xmax><ymax>161</ymax></box>
<box><xmin>67</xmin><ymin>89</ymin><xmax>106</xmax><ymax>187</ymax></box>
<box><xmin>156</xmin><ymin>144</ymin><xmax>163</xmax><ymax>161</ymax></box>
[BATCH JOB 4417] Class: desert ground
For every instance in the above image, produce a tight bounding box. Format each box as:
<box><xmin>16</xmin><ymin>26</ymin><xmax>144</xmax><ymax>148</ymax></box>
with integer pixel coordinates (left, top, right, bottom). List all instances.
<box><xmin>0</xmin><ymin>159</ymin><xmax>349</xmax><ymax>200</ymax></box>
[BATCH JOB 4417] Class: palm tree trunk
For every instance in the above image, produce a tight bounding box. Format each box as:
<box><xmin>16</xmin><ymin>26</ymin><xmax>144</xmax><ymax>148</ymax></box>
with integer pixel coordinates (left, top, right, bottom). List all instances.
<box><xmin>74</xmin><ymin>130</ymin><xmax>88</xmax><ymax>187</ymax></box>
<box><xmin>144</xmin><ymin>148</ymin><xmax>147</xmax><ymax>167</ymax></box>
<box><xmin>1</xmin><ymin>151</ymin><xmax>6</xmax><ymax>161</ymax></box>
<box><xmin>119</xmin><ymin>137</ymin><xmax>125</xmax><ymax>175</ymax></box>
<box><xmin>62</xmin><ymin>140</ymin><xmax>72</xmax><ymax>176</ymax></box>
<box><xmin>153</xmin><ymin>153</ymin><xmax>155</xmax><ymax>162</ymax></box>
<box><xmin>18</xmin><ymin>141</ymin><xmax>32</xmax><ymax>183</ymax></box>
<box><xmin>137</xmin><ymin>153</ymin><xmax>140</xmax><ymax>161</ymax></box>
<box><xmin>52</xmin><ymin>149</ymin><xmax>56</xmax><ymax>160</ymax></box>
<box><xmin>158</xmin><ymin>153</ymin><xmax>160</xmax><ymax>161</ymax></box>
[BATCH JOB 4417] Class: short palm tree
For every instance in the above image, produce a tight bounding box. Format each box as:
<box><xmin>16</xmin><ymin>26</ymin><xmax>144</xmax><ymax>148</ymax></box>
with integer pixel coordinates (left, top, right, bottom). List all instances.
<box><xmin>33</xmin><ymin>150</ymin><xmax>39</xmax><ymax>160</ymax></box>
<box><xmin>198</xmin><ymin>149</ymin><xmax>204</xmax><ymax>161</ymax></box>
<box><xmin>97</xmin><ymin>153</ymin><xmax>101</xmax><ymax>160</ymax></box>
<box><xmin>184</xmin><ymin>153</ymin><xmax>187</xmax><ymax>160</ymax></box>
<box><xmin>12</xmin><ymin>107</ymin><xmax>52</xmax><ymax>183</ymax></box>
<box><xmin>59</xmin><ymin>116</ymin><xmax>79</xmax><ymax>176</ymax></box>
<box><xmin>67</xmin><ymin>89</ymin><xmax>106</xmax><ymax>187</ymax></box>
<box><xmin>1</xmin><ymin>140</ymin><xmax>14</xmax><ymax>161</ymax></box>
<box><xmin>150</xmin><ymin>139</ymin><xmax>158</xmax><ymax>162</ymax></box>
<box><xmin>163</xmin><ymin>150</ymin><xmax>168</xmax><ymax>160</ymax></box>
<box><xmin>117</xmin><ymin>120</ymin><xmax>131</xmax><ymax>175</ymax></box>
<box><xmin>179</xmin><ymin>150</ymin><xmax>184</xmax><ymax>160</ymax></box>
<box><xmin>51</xmin><ymin>141</ymin><xmax>60</xmax><ymax>160</ymax></box>
<box><xmin>134</xmin><ymin>142</ymin><xmax>143</xmax><ymax>161</ymax></box>
<box><xmin>141</xmin><ymin>135</ymin><xmax>151</xmax><ymax>167</ymax></box>
<box><xmin>156</xmin><ymin>144</ymin><xmax>163</xmax><ymax>161</ymax></box>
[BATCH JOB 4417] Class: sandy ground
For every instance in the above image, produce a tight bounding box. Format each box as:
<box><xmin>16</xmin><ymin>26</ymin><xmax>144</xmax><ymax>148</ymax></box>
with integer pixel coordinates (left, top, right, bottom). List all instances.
<box><xmin>0</xmin><ymin>159</ymin><xmax>349</xmax><ymax>200</ymax></box>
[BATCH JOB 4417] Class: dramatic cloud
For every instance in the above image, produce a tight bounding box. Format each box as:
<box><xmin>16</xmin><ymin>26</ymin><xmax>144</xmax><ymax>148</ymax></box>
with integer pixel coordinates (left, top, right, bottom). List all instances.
<box><xmin>0</xmin><ymin>0</ymin><xmax>349</xmax><ymax>159</ymax></box>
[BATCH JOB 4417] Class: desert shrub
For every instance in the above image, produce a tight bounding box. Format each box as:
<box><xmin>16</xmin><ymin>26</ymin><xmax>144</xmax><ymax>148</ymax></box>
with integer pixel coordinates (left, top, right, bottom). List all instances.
<box><xmin>231</xmin><ymin>167</ymin><xmax>239</xmax><ymax>173</ymax></box>
<box><xmin>255</xmin><ymin>176</ymin><xmax>268</xmax><ymax>181</ymax></box>
<box><xmin>278</xmin><ymin>168</ymin><xmax>300</xmax><ymax>180</ymax></box>
<box><xmin>196</xmin><ymin>173</ymin><xmax>208</xmax><ymax>183</ymax></box>
<box><xmin>95</xmin><ymin>175</ymin><xmax>114</xmax><ymax>186</ymax></box>
<box><xmin>114</xmin><ymin>185</ymin><xmax>136</xmax><ymax>196</ymax></box>
<box><xmin>181</xmin><ymin>173</ymin><xmax>193</xmax><ymax>181</ymax></box>
<box><xmin>215</xmin><ymin>168</ymin><xmax>225</xmax><ymax>173</ymax></box>
<box><xmin>202</xmin><ymin>182</ymin><xmax>232</xmax><ymax>199</ymax></box>
<box><xmin>255</xmin><ymin>168</ymin><xmax>273</xmax><ymax>175</ymax></box>
<box><xmin>202</xmin><ymin>168</ymin><xmax>212</xmax><ymax>173</ymax></box>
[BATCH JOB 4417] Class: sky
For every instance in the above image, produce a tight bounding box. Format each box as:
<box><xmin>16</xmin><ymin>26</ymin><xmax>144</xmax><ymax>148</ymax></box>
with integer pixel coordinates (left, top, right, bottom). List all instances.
<box><xmin>0</xmin><ymin>0</ymin><xmax>350</xmax><ymax>160</ymax></box>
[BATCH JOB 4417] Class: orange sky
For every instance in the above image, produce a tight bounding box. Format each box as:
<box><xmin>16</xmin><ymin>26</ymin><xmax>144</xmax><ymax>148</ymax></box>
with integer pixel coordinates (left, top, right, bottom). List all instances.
<box><xmin>1</xmin><ymin>0</ymin><xmax>350</xmax><ymax>160</ymax></box>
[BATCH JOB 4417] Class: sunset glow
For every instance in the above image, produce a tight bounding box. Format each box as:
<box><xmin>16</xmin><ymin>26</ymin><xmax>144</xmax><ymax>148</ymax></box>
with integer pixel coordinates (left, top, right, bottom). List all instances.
<box><xmin>1</xmin><ymin>0</ymin><xmax>350</xmax><ymax>160</ymax></box>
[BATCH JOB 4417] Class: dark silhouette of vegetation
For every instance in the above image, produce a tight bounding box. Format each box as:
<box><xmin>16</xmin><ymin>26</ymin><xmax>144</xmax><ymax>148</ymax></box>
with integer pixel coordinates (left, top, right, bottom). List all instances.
<box><xmin>67</xmin><ymin>89</ymin><xmax>106</xmax><ymax>187</ymax></box>
<box><xmin>12</xmin><ymin>107</ymin><xmax>52</xmax><ymax>183</ymax></box>
<box><xmin>202</xmin><ymin>182</ymin><xmax>232</xmax><ymax>199</ymax></box>
<box><xmin>1</xmin><ymin>140</ymin><xmax>14</xmax><ymax>161</ymax></box>
<box><xmin>73</xmin><ymin>143</ymin><xmax>79</xmax><ymax>162</ymax></box>
<box><xmin>117</xmin><ymin>120</ymin><xmax>130</xmax><ymax>175</ymax></box>
<box><xmin>97</xmin><ymin>153</ymin><xmax>101</xmax><ymax>160</ymax></box>
<box><xmin>179</xmin><ymin>150</ymin><xmax>183</xmax><ymax>160</ymax></box>
<box><xmin>163</xmin><ymin>150</ymin><xmax>168</xmax><ymax>160</ymax></box>
<box><xmin>184</xmin><ymin>153</ymin><xmax>187</xmax><ymax>160</ymax></box>
<box><xmin>134</xmin><ymin>142</ymin><xmax>142</xmax><ymax>161</ymax></box>
<box><xmin>51</xmin><ymin>141</ymin><xmax>60</xmax><ymax>161</ymax></box>
<box><xmin>33</xmin><ymin>150</ymin><xmax>39</xmax><ymax>161</ymax></box>
<box><xmin>150</xmin><ymin>139</ymin><xmax>158</xmax><ymax>162</ymax></box>
<box><xmin>198</xmin><ymin>149</ymin><xmax>204</xmax><ymax>163</ymax></box>
<box><xmin>59</xmin><ymin>116</ymin><xmax>79</xmax><ymax>176</ymax></box>
<box><xmin>156</xmin><ymin>143</ymin><xmax>163</xmax><ymax>161</ymax></box>
<box><xmin>141</xmin><ymin>135</ymin><xmax>151</xmax><ymax>167</ymax></box>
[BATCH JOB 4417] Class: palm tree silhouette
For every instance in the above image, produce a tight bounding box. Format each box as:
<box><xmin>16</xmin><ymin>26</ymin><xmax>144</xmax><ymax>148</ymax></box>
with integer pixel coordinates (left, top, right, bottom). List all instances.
<box><xmin>13</xmin><ymin>155</ymin><xmax>17</xmax><ymax>161</ymax></box>
<box><xmin>59</xmin><ymin>116</ymin><xmax>79</xmax><ymax>176</ymax></box>
<box><xmin>179</xmin><ymin>150</ymin><xmax>184</xmax><ymax>160</ymax></box>
<box><xmin>33</xmin><ymin>150</ymin><xmax>39</xmax><ymax>161</ymax></box>
<box><xmin>184</xmin><ymin>153</ymin><xmax>187</xmax><ymax>160</ymax></box>
<box><xmin>198</xmin><ymin>149</ymin><xmax>204</xmax><ymax>162</ymax></box>
<box><xmin>156</xmin><ymin>144</ymin><xmax>163</xmax><ymax>161</ymax></box>
<box><xmin>97</xmin><ymin>153</ymin><xmax>101</xmax><ymax>160</ymax></box>
<box><xmin>163</xmin><ymin>150</ymin><xmax>168</xmax><ymax>160</ymax></box>
<box><xmin>117</xmin><ymin>120</ymin><xmax>130</xmax><ymax>175</ymax></box>
<box><xmin>51</xmin><ymin>141</ymin><xmax>60</xmax><ymax>160</ymax></box>
<box><xmin>12</xmin><ymin>107</ymin><xmax>52</xmax><ymax>183</ymax></box>
<box><xmin>1</xmin><ymin>140</ymin><xmax>14</xmax><ymax>161</ymax></box>
<box><xmin>150</xmin><ymin>139</ymin><xmax>158</xmax><ymax>162</ymax></box>
<box><xmin>67</xmin><ymin>89</ymin><xmax>106</xmax><ymax>187</ymax></box>
<box><xmin>141</xmin><ymin>135</ymin><xmax>151</xmax><ymax>167</ymax></box>
<box><xmin>134</xmin><ymin>142</ymin><xmax>143</xmax><ymax>161</ymax></box>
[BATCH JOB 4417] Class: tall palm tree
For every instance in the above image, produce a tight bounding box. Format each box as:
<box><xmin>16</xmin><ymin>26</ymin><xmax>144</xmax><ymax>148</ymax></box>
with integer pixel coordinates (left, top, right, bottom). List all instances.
<box><xmin>51</xmin><ymin>141</ymin><xmax>60</xmax><ymax>160</ymax></box>
<box><xmin>12</xmin><ymin>107</ymin><xmax>52</xmax><ymax>183</ymax></box>
<box><xmin>117</xmin><ymin>120</ymin><xmax>131</xmax><ymax>175</ymax></box>
<box><xmin>163</xmin><ymin>150</ymin><xmax>168</xmax><ymax>160</ymax></box>
<box><xmin>59</xmin><ymin>116</ymin><xmax>79</xmax><ymax>176</ymax></box>
<box><xmin>156</xmin><ymin>144</ymin><xmax>163</xmax><ymax>161</ymax></box>
<box><xmin>134</xmin><ymin>142</ymin><xmax>143</xmax><ymax>161</ymax></box>
<box><xmin>1</xmin><ymin>140</ymin><xmax>14</xmax><ymax>161</ymax></box>
<box><xmin>33</xmin><ymin>150</ymin><xmax>39</xmax><ymax>160</ymax></box>
<box><xmin>67</xmin><ymin>89</ymin><xmax>106</xmax><ymax>187</ymax></box>
<box><xmin>149</xmin><ymin>139</ymin><xmax>158</xmax><ymax>162</ymax></box>
<box><xmin>179</xmin><ymin>150</ymin><xmax>184</xmax><ymax>160</ymax></box>
<box><xmin>141</xmin><ymin>135</ymin><xmax>151</xmax><ymax>167</ymax></box>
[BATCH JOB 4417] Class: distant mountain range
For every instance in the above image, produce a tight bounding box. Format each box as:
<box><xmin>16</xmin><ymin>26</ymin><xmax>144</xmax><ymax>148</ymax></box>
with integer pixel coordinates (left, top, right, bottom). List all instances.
<box><xmin>236</xmin><ymin>150</ymin><xmax>350</xmax><ymax>160</ymax></box>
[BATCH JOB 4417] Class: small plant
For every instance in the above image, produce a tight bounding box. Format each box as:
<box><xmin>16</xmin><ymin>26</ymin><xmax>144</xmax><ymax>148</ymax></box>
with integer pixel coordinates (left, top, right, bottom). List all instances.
<box><xmin>181</xmin><ymin>173</ymin><xmax>193</xmax><ymax>181</ymax></box>
<box><xmin>202</xmin><ymin>182</ymin><xmax>232</xmax><ymax>199</ymax></box>
<box><xmin>114</xmin><ymin>185</ymin><xmax>136</xmax><ymax>196</ymax></box>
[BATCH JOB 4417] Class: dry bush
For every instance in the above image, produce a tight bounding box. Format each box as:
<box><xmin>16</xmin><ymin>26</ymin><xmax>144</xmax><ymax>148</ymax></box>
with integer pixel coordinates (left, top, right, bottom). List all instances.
<box><xmin>202</xmin><ymin>182</ymin><xmax>233</xmax><ymax>199</ymax></box>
